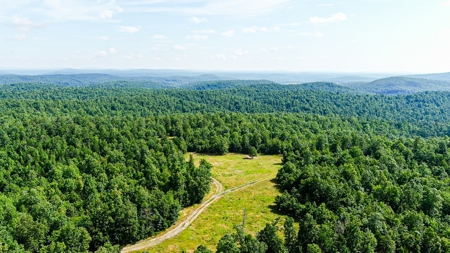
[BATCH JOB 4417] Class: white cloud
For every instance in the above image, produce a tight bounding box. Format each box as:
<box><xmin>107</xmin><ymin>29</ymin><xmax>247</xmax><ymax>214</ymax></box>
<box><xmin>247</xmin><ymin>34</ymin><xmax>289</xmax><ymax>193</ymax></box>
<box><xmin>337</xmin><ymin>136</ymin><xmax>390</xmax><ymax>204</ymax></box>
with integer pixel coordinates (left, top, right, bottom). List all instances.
<box><xmin>243</xmin><ymin>26</ymin><xmax>258</xmax><ymax>33</ymax></box>
<box><xmin>212</xmin><ymin>54</ymin><xmax>227</xmax><ymax>60</ymax></box>
<box><xmin>120</xmin><ymin>0</ymin><xmax>290</xmax><ymax>16</ymax></box>
<box><xmin>10</xmin><ymin>16</ymin><xmax>44</xmax><ymax>32</ymax></box>
<box><xmin>97</xmin><ymin>51</ymin><xmax>107</xmax><ymax>57</ymax></box>
<box><xmin>317</xmin><ymin>4</ymin><xmax>333</xmax><ymax>7</ymax></box>
<box><xmin>197</xmin><ymin>29</ymin><xmax>217</xmax><ymax>34</ymax></box>
<box><xmin>109</xmin><ymin>48</ymin><xmax>117</xmax><ymax>54</ymax></box>
<box><xmin>260</xmin><ymin>48</ymin><xmax>268</xmax><ymax>52</ymax></box>
<box><xmin>444</xmin><ymin>1</ymin><xmax>450</xmax><ymax>6</ymax></box>
<box><xmin>299</xmin><ymin>31</ymin><xmax>325</xmax><ymax>38</ymax></box>
<box><xmin>124</xmin><ymin>54</ymin><xmax>144</xmax><ymax>60</ymax></box>
<box><xmin>222</xmin><ymin>30</ymin><xmax>235</xmax><ymax>36</ymax></box>
<box><xmin>183</xmin><ymin>0</ymin><xmax>291</xmax><ymax>16</ymax></box>
<box><xmin>273</xmin><ymin>26</ymin><xmax>281</xmax><ymax>32</ymax></box>
<box><xmin>152</xmin><ymin>34</ymin><xmax>168</xmax><ymax>39</ymax></box>
<box><xmin>235</xmin><ymin>49</ymin><xmax>249</xmax><ymax>55</ymax></box>
<box><xmin>309</xmin><ymin>13</ymin><xmax>347</xmax><ymax>24</ymax></box>
<box><xmin>187</xmin><ymin>35</ymin><xmax>208</xmax><ymax>40</ymax></box>
<box><xmin>271</xmin><ymin>47</ymin><xmax>279</xmax><ymax>52</ymax></box>
<box><xmin>99</xmin><ymin>10</ymin><xmax>114</xmax><ymax>19</ymax></box>
<box><xmin>1</xmin><ymin>0</ymin><xmax>286</xmax><ymax>24</ymax></box>
<box><xmin>118</xmin><ymin>26</ymin><xmax>141</xmax><ymax>33</ymax></box>
<box><xmin>1</xmin><ymin>1</ymin><xmax>123</xmax><ymax>22</ymax></box>
<box><xmin>174</xmin><ymin>45</ymin><xmax>186</xmax><ymax>51</ymax></box>
<box><xmin>190</xmin><ymin>17</ymin><xmax>208</xmax><ymax>24</ymax></box>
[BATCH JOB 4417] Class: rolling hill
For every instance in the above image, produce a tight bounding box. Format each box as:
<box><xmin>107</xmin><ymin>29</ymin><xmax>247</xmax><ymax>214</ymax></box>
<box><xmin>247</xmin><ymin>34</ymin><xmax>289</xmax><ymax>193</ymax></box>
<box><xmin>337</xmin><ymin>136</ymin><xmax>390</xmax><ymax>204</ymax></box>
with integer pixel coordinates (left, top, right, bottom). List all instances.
<box><xmin>406</xmin><ymin>72</ymin><xmax>450</xmax><ymax>81</ymax></box>
<box><xmin>341</xmin><ymin>76</ymin><xmax>450</xmax><ymax>95</ymax></box>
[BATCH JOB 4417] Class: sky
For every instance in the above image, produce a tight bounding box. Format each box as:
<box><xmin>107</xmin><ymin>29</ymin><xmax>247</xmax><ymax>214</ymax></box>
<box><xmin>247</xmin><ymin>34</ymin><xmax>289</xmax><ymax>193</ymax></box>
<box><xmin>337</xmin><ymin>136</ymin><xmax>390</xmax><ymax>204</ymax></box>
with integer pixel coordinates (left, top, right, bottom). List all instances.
<box><xmin>0</xmin><ymin>0</ymin><xmax>449</xmax><ymax>73</ymax></box>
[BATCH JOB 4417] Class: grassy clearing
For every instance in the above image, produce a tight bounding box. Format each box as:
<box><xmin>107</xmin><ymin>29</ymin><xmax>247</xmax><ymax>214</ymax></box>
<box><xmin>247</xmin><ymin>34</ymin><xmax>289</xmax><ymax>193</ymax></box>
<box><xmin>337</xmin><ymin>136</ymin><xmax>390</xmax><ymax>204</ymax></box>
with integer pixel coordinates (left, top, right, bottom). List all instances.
<box><xmin>189</xmin><ymin>153</ymin><xmax>282</xmax><ymax>189</ymax></box>
<box><xmin>147</xmin><ymin>153</ymin><xmax>283</xmax><ymax>253</ymax></box>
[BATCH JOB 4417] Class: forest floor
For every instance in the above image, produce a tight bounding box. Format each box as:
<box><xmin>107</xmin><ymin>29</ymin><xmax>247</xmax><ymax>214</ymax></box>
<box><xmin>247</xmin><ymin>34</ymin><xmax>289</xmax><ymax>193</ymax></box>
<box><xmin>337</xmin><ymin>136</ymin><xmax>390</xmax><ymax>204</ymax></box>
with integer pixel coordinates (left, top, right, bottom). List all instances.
<box><xmin>121</xmin><ymin>153</ymin><xmax>283</xmax><ymax>253</ymax></box>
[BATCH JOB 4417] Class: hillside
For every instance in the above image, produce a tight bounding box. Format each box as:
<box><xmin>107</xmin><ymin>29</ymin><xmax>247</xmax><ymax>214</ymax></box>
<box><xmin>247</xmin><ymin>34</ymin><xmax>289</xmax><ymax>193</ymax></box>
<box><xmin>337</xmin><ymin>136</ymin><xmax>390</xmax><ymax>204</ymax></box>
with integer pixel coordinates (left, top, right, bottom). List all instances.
<box><xmin>1</xmin><ymin>80</ymin><xmax>450</xmax><ymax>252</ymax></box>
<box><xmin>341</xmin><ymin>76</ymin><xmax>450</xmax><ymax>95</ymax></box>
<box><xmin>0</xmin><ymin>74</ymin><xmax>127</xmax><ymax>86</ymax></box>
<box><xmin>0</xmin><ymin>74</ymin><xmax>227</xmax><ymax>87</ymax></box>
<box><xmin>406</xmin><ymin>72</ymin><xmax>450</xmax><ymax>81</ymax></box>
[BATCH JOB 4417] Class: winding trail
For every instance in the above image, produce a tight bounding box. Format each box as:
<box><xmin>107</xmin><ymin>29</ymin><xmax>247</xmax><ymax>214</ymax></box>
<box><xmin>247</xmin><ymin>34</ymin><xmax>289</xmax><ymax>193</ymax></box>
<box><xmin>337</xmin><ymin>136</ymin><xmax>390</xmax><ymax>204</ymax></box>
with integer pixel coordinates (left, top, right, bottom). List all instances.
<box><xmin>121</xmin><ymin>177</ymin><xmax>268</xmax><ymax>253</ymax></box>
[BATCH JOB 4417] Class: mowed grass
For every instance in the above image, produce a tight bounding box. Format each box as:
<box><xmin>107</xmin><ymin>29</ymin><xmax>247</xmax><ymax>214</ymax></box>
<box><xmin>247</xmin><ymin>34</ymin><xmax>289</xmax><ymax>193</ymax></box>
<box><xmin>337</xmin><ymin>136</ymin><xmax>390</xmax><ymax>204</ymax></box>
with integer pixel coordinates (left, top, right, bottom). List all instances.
<box><xmin>188</xmin><ymin>153</ymin><xmax>282</xmax><ymax>189</ymax></box>
<box><xmin>147</xmin><ymin>153</ymin><xmax>283</xmax><ymax>253</ymax></box>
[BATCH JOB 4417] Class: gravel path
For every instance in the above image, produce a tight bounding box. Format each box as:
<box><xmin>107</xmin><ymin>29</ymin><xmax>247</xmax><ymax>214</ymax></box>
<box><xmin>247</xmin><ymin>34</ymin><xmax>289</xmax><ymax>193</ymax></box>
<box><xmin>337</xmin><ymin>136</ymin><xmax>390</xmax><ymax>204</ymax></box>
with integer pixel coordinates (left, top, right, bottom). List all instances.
<box><xmin>120</xmin><ymin>177</ymin><xmax>266</xmax><ymax>253</ymax></box>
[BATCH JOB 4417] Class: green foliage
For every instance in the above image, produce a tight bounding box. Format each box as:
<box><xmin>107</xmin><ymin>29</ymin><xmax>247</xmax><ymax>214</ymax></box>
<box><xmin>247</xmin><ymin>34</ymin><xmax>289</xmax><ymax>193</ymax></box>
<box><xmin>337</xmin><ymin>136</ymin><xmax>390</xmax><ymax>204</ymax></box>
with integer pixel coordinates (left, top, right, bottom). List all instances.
<box><xmin>3</xmin><ymin>80</ymin><xmax>450</xmax><ymax>252</ymax></box>
<box><xmin>275</xmin><ymin>131</ymin><xmax>450</xmax><ymax>252</ymax></box>
<box><xmin>216</xmin><ymin>234</ymin><xmax>240</xmax><ymax>253</ymax></box>
<box><xmin>343</xmin><ymin>76</ymin><xmax>450</xmax><ymax>95</ymax></box>
<box><xmin>248</xmin><ymin>147</ymin><xmax>258</xmax><ymax>158</ymax></box>
<box><xmin>256</xmin><ymin>220</ymin><xmax>286</xmax><ymax>253</ymax></box>
<box><xmin>306</xmin><ymin>244</ymin><xmax>322</xmax><ymax>253</ymax></box>
<box><xmin>194</xmin><ymin>245</ymin><xmax>213</xmax><ymax>253</ymax></box>
<box><xmin>0</xmin><ymin>115</ymin><xmax>213</xmax><ymax>252</ymax></box>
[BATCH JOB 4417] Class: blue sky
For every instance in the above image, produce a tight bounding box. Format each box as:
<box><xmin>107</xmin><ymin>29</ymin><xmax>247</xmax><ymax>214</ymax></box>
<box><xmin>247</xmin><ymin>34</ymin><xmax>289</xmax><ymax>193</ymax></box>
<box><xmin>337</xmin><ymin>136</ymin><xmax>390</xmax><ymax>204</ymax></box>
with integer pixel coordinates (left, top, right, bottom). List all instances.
<box><xmin>1</xmin><ymin>0</ymin><xmax>449</xmax><ymax>73</ymax></box>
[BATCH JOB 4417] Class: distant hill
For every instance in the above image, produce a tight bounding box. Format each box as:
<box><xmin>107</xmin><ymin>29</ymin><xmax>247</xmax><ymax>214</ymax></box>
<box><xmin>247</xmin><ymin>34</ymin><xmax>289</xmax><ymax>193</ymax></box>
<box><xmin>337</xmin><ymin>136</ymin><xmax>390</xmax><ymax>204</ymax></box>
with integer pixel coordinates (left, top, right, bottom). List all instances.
<box><xmin>212</xmin><ymin>72</ymin><xmax>389</xmax><ymax>84</ymax></box>
<box><xmin>48</xmin><ymin>69</ymin><xmax>206</xmax><ymax>77</ymax></box>
<box><xmin>341</xmin><ymin>76</ymin><xmax>450</xmax><ymax>95</ymax></box>
<box><xmin>0</xmin><ymin>74</ymin><xmax>127</xmax><ymax>86</ymax></box>
<box><xmin>146</xmin><ymin>74</ymin><xmax>228</xmax><ymax>86</ymax></box>
<box><xmin>187</xmin><ymin>80</ymin><xmax>275</xmax><ymax>90</ymax></box>
<box><xmin>3</xmin><ymin>69</ymin><xmax>397</xmax><ymax>83</ymax></box>
<box><xmin>406</xmin><ymin>72</ymin><xmax>450</xmax><ymax>81</ymax></box>
<box><xmin>3</xmin><ymin>72</ymin><xmax>450</xmax><ymax>95</ymax></box>
<box><xmin>283</xmin><ymin>82</ymin><xmax>359</xmax><ymax>93</ymax></box>
<box><xmin>0</xmin><ymin>73</ymin><xmax>226</xmax><ymax>87</ymax></box>
<box><xmin>186</xmin><ymin>80</ymin><xmax>359</xmax><ymax>94</ymax></box>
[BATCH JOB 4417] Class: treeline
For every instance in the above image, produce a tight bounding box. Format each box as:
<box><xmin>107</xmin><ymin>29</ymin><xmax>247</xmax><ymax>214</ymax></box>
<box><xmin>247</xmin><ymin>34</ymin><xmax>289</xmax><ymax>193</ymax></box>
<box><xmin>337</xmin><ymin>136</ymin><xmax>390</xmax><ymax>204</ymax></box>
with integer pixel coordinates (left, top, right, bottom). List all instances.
<box><xmin>2</xmin><ymin>82</ymin><xmax>450</xmax><ymax>252</ymax></box>
<box><xmin>1</xmin><ymin>83</ymin><xmax>450</xmax><ymax>137</ymax></box>
<box><xmin>195</xmin><ymin>128</ymin><xmax>450</xmax><ymax>253</ymax></box>
<box><xmin>0</xmin><ymin>115</ymin><xmax>212</xmax><ymax>252</ymax></box>
<box><xmin>274</xmin><ymin>132</ymin><xmax>450</xmax><ymax>252</ymax></box>
<box><xmin>1</xmin><ymin>111</ymin><xmax>435</xmax><ymax>252</ymax></box>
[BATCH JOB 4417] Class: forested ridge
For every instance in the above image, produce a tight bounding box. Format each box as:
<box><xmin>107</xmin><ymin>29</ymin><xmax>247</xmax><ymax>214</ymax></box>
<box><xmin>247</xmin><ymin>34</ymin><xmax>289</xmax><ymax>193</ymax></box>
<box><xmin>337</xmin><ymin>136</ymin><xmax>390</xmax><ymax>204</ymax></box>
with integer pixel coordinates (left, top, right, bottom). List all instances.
<box><xmin>1</xmin><ymin>81</ymin><xmax>450</xmax><ymax>252</ymax></box>
<box><xmin>2</xmin><ymin>83</ymin><xmax>450</xmax><ymax>136</ymax></box>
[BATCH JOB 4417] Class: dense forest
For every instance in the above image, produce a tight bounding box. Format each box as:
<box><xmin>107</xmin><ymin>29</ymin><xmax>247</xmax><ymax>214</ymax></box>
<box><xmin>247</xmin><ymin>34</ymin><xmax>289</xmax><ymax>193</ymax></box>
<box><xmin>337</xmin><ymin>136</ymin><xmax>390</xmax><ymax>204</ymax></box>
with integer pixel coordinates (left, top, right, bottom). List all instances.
<box><xmin>204</xmin><ymin>131</ymin><xmax>450</xmax><ymax>253</ymax></box>
<box><xmin>2</xmin><ymin>79</ymin><xmax>450</xmax><ymax>252</ymax></box>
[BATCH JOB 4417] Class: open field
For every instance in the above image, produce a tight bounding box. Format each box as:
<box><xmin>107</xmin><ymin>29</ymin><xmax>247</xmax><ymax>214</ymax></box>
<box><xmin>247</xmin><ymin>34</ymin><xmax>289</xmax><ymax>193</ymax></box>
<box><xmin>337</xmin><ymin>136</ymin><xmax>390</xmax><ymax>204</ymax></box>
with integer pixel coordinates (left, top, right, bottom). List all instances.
<box><xmin>139</xmin><ymin>153</ymin><xmax>283</xmax><ymax>253</ymax></box>
<box><xmin>189</xmin><ymin>153</ymin><xmax>282</xmax><ymax>189</ymax></box>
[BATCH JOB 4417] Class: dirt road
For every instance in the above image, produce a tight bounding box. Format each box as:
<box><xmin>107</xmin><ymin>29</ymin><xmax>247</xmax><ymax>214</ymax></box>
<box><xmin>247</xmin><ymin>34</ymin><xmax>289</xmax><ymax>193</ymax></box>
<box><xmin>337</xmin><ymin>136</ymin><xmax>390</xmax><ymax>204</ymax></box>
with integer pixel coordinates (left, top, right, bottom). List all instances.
<box><xmin>120</xmin><ymin>177</ymin><xmax>266</xmax><ymax>253</ymax></box>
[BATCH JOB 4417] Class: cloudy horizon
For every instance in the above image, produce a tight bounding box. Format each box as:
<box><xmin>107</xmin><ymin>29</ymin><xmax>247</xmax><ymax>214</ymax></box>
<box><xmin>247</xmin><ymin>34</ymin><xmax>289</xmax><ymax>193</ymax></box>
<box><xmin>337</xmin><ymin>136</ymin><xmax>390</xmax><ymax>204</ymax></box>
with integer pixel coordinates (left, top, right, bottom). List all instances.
<box><xmin>1</xmin><ymin>0</ymin><xmax>449</xmax><ymax>73</ymax></box>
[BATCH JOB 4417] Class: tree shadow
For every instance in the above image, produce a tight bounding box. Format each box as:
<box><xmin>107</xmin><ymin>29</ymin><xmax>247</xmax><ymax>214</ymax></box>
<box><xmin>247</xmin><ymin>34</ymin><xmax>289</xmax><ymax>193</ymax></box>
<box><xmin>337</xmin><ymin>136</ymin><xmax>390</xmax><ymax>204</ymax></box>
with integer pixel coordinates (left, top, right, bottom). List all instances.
<box><xmin>267</xmin><ymin>178</ymin><xmax>287</xmax><ymax>216</ymax></box>
<box><xmin>268</xmin><ymin>203</ymin><xmax>286</xmax><ymax>216</ymax></box>
<box><xmin>270</xmin><ymin>178</ymin><xmax>283</xmax><ymax>191</ymax></box>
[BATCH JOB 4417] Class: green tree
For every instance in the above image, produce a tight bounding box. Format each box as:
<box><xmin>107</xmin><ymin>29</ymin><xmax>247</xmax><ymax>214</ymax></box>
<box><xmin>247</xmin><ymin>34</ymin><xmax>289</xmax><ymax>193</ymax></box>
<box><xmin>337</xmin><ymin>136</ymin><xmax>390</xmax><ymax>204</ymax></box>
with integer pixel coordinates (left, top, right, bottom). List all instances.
<box><xmin>306</xmin><ymin>244</ymin><xmax>322</xmax><ymax>253</ymax></box>
<box><xmin>216</xmin><ymin>234</ymin><xmax>239</xmax><ymax>253</ymax></box>
<box><xmin>256</xmin><ymin>221</ymin><xmax>286</xmax><ymax>253</ymax></box>
<box><xmin>194</xmin><ymin>245</ymin><xmax>213</xmax><ymax>253</ymax></box>
<box><xmin>249</xmin><ymin>147</ymin><xmax>258</xmax><ymax>158</ymax></box>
